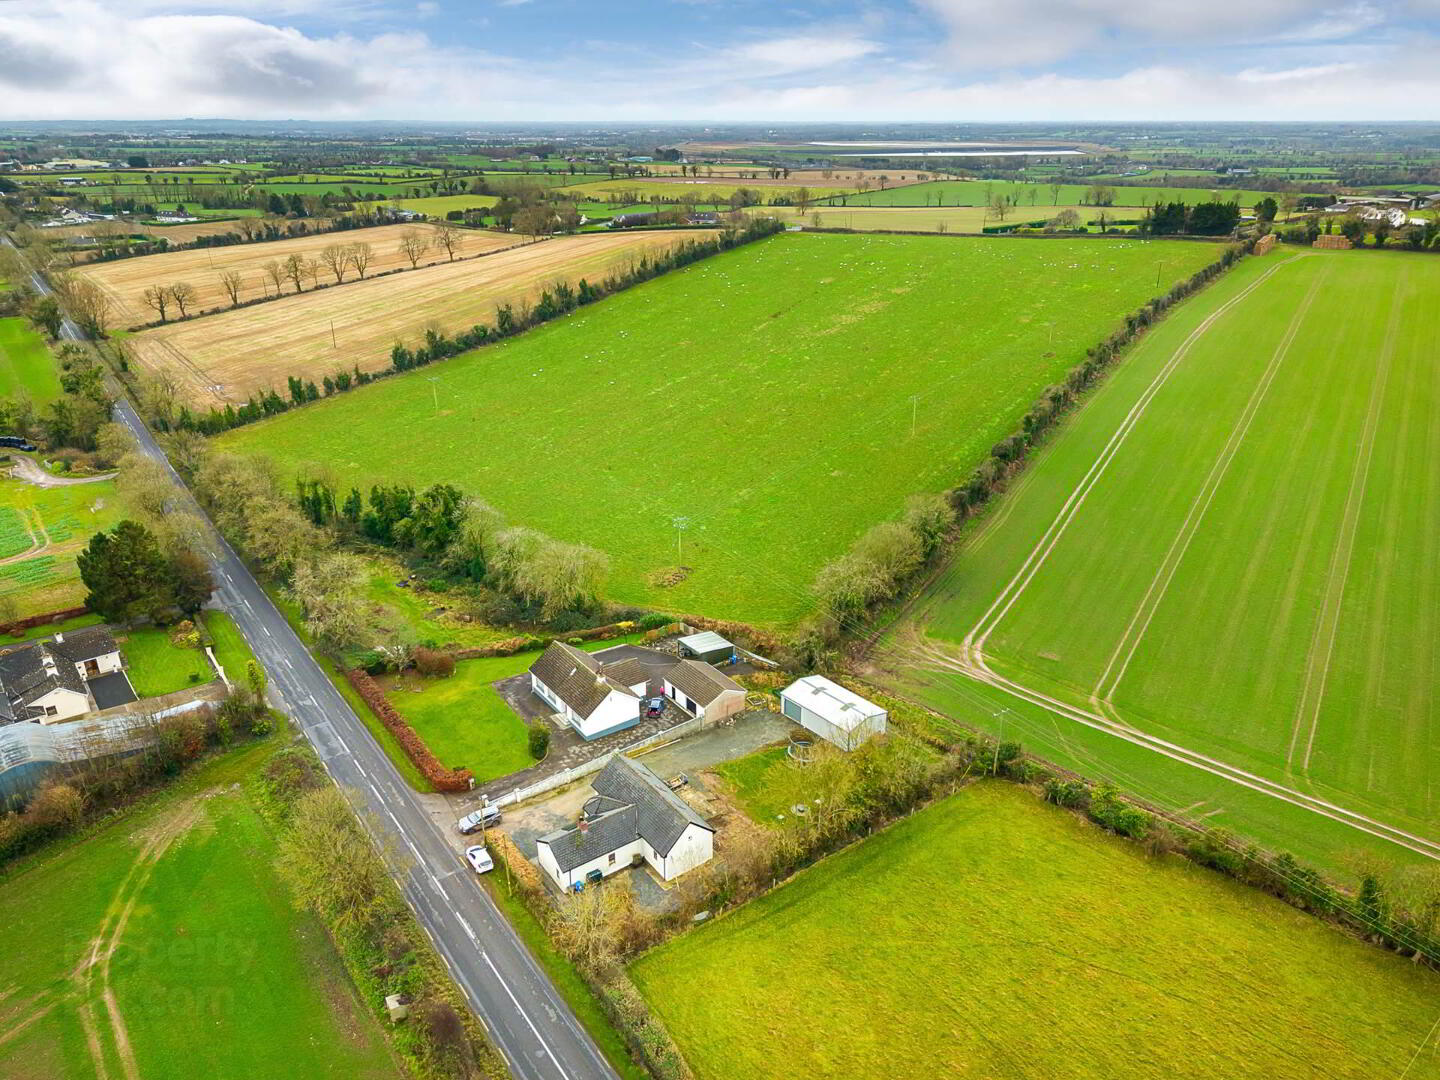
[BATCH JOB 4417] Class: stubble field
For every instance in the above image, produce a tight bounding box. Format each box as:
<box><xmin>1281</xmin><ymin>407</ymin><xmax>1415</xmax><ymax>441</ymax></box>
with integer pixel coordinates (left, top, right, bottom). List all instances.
<box><xmin>882</xmin><ymin>249</ymin><xmax>1440</xmax><ymax>869</ymax></box>
<box><xmin>215</xmin><ymin>232</ymin><xmax>1222</xmax><ymax>626</ymax></box>
<box><xmin>128</xmin><ymin>230</ymin><xmax>693</xmax><ymax>406</ymax></box>
<box><xmin>77</xmin><ymin>223</ymin><xmax>516</xmax><ymax>327</ymax></box>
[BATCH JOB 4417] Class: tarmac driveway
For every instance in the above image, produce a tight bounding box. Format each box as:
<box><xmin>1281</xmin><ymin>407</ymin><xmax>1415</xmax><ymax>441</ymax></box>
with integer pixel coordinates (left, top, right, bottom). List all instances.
<box><xmin>89</xmin><ymin>671</ymin><xmax>138</xmax><ymax>710</ymax></box>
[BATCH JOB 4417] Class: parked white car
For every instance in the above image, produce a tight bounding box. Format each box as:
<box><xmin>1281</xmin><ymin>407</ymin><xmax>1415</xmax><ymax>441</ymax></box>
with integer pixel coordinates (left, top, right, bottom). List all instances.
<box><xmin>457</xmin><ymin>805</ymin><xmax>502</xmax><ymax>834</ymax></box>
<box><xmin>465</xmin><ymin>845</ymin><xmax>495</xmax><ymax>875</ymax></box>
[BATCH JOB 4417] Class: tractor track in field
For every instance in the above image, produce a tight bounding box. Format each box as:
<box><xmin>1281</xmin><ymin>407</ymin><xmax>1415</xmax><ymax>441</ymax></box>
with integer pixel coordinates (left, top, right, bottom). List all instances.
<box><xmin>1287</xmin><ymin>269</ymin><xmax>1406</xmax><ymax>777</ymax></box>
<box><xmin>915</xmin><ymin>253</ymin><xmax>1440</xmax><ymax>861</ymax></box>
<box><xmin>1090</xmin><ymin>265</ymin><xmax>1327</xmax><ymax>713</ymax></box>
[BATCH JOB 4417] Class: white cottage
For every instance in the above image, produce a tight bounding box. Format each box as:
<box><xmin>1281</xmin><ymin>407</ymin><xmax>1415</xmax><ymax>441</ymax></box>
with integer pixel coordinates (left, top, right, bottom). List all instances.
<box><xmin>0</xmin><ymin>627</ymin><xmax>123</xmax><ymax>725</ymax></box>
<box><xmin>780</xmin><ymin>675</ymin><xmax>887</xmax><ymax>751</ymax></box>
<box><xmin>535</xmin><ymin>756</ymin><xmax>714</xmax><ymax>892</ymax></box>
<box><xmin>528</xmin><ymin>641</ymin><xmax>648</xmax><ymax>740</ymax></box>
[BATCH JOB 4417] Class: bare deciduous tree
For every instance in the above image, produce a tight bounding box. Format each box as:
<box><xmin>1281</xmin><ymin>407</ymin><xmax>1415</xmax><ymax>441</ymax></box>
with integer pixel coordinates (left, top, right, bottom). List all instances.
<box><xmin>398</xmin><ymin>229</ymin><xmax>430</xmax><ymax>269</ymax></box>
<box><xmin>263</xmin><ymin>259</ymin><xmax>286</xmax><ymax>296</ymax></box>
<box><xmin>167</xmin><ymin>280</ymin><xmax>196</xmax><ymax>318</ymax></box>
<box><xmin>218</xmin><ymin>269</ymin><xmax>244</xmax><ymax>307</ymax></box>
<box><xmin>283</xmin><ymin>253</ymin><xmax>306</xmax><ymax>293</ymax></box>
<box><xmin>432</xmin><ymin>222</ymin><xmax>462</xmax><ymax>262</ymax></box>
<box><xmin>346</xmin><ymin>242</ymin><xmax>373</xmax><ymax>279</ymax></box>
<box><xmin>289</xmin><ymin>550</ymin><xmax>373</xmax><ymax>649</ymax></box>
<box><xmin>141</xmin><ymin>283</ymin><xmax>170</xmax><ymax>322</ymax></box>
<box><xmin>319</xmin><ymin>244</ymin><xmax>349</xmax><ymax>283</ymax></box>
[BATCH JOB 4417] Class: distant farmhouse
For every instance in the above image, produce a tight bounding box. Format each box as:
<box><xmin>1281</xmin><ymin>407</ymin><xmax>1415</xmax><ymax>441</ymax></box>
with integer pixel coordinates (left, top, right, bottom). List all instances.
<box><xmin>535</xmin><ymin>756</ymin><xmax>714</xmax><ymax>891</ymax></box>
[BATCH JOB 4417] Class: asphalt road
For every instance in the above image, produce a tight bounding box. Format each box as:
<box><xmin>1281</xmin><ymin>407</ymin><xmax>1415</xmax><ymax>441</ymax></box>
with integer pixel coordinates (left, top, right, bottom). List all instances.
<box><xmin>8</xmin><ymin>236</ymin><xmax>618</xmax><ymax>1080</ymax></box>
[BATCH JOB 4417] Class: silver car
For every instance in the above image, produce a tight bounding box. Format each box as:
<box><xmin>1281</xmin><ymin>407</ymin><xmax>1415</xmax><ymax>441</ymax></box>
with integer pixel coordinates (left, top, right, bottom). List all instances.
<box><xmin>456</xmin><ymin>805</ymin><xmax>501</xmax><ymax>834</ymax></box>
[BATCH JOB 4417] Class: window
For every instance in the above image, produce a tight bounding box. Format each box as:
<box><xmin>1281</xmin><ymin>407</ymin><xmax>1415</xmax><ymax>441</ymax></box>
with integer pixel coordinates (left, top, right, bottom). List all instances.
<box><xmin>607</xmin><ymin>852</ymin><xmax>616</xmax><ymax>865</ymax></box>
<box><xmin>43</xmin><ymin>705</ymin><xmax>58</xmax><ymax>716</ymax></box>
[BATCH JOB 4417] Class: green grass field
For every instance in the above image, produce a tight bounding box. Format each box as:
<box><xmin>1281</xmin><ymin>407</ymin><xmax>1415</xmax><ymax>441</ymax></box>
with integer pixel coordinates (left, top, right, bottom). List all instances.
<box><xmin>0</xmin><ymin>740</ymin><xmax>400</xmax><ymax>1080</ymax></box>
<box><xmin>766</xmin><ymin>203</ymin><xmax>1147</xmax><ymax>234</ymax></box>
<box><xmin>218</xmin><ymin>232</ymin><xmax>1222</xmax><ymax>626</ymax></box>
<box><xmin>631</xmin><ymin>781</ymin><xmax>1440</xmax><ymax>1080</ymax></box>
<box><xmin>120</xmin><ymin>627</ymin><xmax>215</xmax><ymax>697</ymax></box>
<box><xmin>389</xmin><ymin>193</ymin><xmax>499</xmax><ymax>216</ymax></box>
<box><xmin>380</xmin><ymin>635</ymin><xmax>642</xmax><ymax>782</ymax></box>
<box><xmin>712</xmin><ymin>744</ymin><xmax>792</xmax><ymax>823</ymax></box>
<box><xmin>824</xmin><ymin>179</ymin><xmax>1302</xmax><ymax>209</ymax></box>
<box><xmin>0</xmin><ymin>316</ymin><xmax>64</xmax><ymax>404</ymax></box>
<box><xmin>880</xmin><ymin>249</ymin><xmax>1440</xmax><ymax>870</ymax></box>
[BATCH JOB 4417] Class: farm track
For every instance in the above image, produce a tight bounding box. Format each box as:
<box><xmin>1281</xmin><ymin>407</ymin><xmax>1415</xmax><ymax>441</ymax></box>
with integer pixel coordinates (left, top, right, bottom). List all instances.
<box><xmin>915</xmin><ymin>253</ymin><xmax>1440</xmax><ymax>860</ymax></box>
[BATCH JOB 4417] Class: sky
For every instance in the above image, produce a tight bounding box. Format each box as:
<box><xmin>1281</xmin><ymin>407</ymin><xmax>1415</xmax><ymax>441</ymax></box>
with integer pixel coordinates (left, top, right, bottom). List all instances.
<box><xmin>0</xmin><ymin>0</ymin><xmax>1438</xmax><ymax>121</ymax></box>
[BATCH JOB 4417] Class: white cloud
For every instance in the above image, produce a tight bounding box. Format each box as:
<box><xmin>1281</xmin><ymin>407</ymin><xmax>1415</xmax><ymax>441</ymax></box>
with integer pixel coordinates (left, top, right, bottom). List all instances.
<box><xmin>729</xmin><ymin>34</ymin><xmax>881</xmax><ymax>72</ymax></box>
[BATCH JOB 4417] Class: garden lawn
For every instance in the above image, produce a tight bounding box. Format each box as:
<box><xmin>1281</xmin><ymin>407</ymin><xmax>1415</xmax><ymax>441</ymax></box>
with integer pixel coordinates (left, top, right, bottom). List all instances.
<box><xmin>363</xmin><ymin>561</ymin><xmax>510</xmax><ymax>651</ymax></box>
<box><xmin>631</xmin><ymin>782</ymin><xmax>1440</xmax><ymax>1080</ymax></box>
<box><xmin>0</xmin><ymin>740</ymin><xmax>401</xmax><ymax>1080</ymax></box>
<box><xmin>381</xmin><ymin>635</ymin><xmax>645</xmax><ymax>782</ymax></box>
<box><xmin>0</xmin><ymin>316</ymin><xmax>64</xmax><ymax>404</ymax></box>
<box><xmin>120</xmin><ymin>626</ymin><xmax>215</xmax><ymax>697</ymax></box>
<box><xmin>882</xmin><ymin>249</ymin><xmax>1440</xmax><ymax>871</ymax></box>
<box><xmin>712</xmin><ymin>744</ymin><xmax>791</xmax><ymax>824</ymax></box>
<box><xmin>219</xmin><ymin>232</ymin><xmax>1221</xmax><ymax>626</ymax></box>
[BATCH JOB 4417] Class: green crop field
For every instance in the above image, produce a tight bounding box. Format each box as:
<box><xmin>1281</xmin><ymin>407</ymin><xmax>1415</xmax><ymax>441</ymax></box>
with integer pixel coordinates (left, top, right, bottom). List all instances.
<box><xmin>217</xmin><ymin>232</ymin><xmax>1222</xmax><ymax>627</ymax></box>
<box><xmin>0</xmin><ymin>741</ymin><xmax>401</xmax><ymax>1080</ymax></box>
<box><xmin>390</xmin><ymin>193</ymin><xmax>499</xmax><ymax>216</ymax></box>
<box><xmin>0</xmin><ymin>476</ymin><xmax>122</xmax><ymax>617</ymax></box>
<box><xmin>760</xmin><ymin>203</ymin><xmax>1148</xmax><ymax>234</ymax></box>
<box><xmin>879</xmin><ymin>249</ymin><xmax>1440</xmax><ymax>871</ymax></box>
<box><xmin>824</xmin><ymin>179</ymin><xmax>1303</xmax><ymax>209</ymax></box>
<box><xmin>632</xmin><ymin>781</ymin><xmax>1440</xmax><ymax>1080</ymax></box>
<box><xmin>0</xmin><ymin>316</ymin><xmax>65</xmax><ymax>404</ymax></box>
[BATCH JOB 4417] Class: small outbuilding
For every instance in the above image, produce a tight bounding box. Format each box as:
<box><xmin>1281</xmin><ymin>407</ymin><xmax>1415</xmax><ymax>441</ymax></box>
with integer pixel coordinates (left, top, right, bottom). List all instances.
<box><xmin>779</xmin><ymin>675</ymin><xmax>887</xmax><ymax>751</ymax></box>
<box><xmin>676</xmin><ymin>631</ymin><xmax>734</xmax><ymax>665</ymax></box>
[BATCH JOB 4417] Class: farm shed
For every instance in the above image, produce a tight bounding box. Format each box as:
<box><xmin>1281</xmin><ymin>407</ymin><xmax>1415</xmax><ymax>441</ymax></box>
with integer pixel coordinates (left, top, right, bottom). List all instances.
<box><xmin>780</xmin><ymin>676</ymin><xmax>887</xmax><ymax>751</ymax></box>
<box><xmin>534</xmin><ymin>756</ymin><xmax>714</xmax><ymax>892</ymax></box>
<box><xmin>677</xmin><ymin>631</ymin><xmax>734</xmax><ymax>664</ymax></box>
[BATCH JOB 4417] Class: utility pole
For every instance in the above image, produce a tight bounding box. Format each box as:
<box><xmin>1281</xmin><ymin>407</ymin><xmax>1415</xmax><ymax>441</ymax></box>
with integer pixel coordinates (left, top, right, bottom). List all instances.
<box><xmin>330</xmin><ymin>319</ymin><xmax>337</xmax><ymax>348</ymax></box>
<box><xmin>911</xmin><ymin>394</ymin><xmax>919</xmax><ymax>437</ymax></box>
<box><xmin>426</xmin><ymin>375</ymin><xmax>440</xmax><ymax>415</ymax></box>
<box><xmin>672</xmin><ymin>516</ymin><xmax>690</xmax><ymax>562</ymax></box>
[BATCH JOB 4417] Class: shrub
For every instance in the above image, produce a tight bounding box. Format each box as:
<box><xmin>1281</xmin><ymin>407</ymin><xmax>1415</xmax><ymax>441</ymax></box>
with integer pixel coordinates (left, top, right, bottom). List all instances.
<box><xmin>528</xmin><ymin>723</ymin><xmax>551</xmax><ymax>760</ymax></box>
<box><xmin>1044</xmin><ymin>778</ymin><xmax>1089</xmax><ymax>809</ymax></box>
<box><xmin>1087</xmin><ymin>783</ymin><xmax>1152</xmax><ymax>839</ymax></box>
<box><xmin>638</xmin><ymin>612</ymin><xmax>673</xmax><ymax>631</ymax></box>
<box><xmin>412</xmin><ymin>646</ymin><xmax>455</xmax><ymax>678</ymax></box>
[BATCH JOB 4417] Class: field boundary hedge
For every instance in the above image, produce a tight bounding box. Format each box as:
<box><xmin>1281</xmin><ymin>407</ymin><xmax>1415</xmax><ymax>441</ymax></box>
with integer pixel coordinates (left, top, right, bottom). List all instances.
<box><xmin>0</xmin><ymin>604</ymin><xmax>89</xmax><ymax>636</ymax></box>
<box><xmin>343</xmin><ymin>668</ymin><xmax>474</xmax><ymax>792</ymax></box>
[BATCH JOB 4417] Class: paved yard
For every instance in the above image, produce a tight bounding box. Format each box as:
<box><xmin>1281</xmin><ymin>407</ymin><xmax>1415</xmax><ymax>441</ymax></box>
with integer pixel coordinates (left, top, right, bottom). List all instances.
<box><xmin>88</xmin><ymin>670</ymin><xmax>137</xmax><ymax>710</ymax></box>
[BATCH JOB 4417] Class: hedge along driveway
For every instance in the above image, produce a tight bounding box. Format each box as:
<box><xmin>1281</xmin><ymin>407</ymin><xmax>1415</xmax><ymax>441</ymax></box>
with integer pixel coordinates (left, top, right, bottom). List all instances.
<box><xmin>219</xmin><ymin>233</ymin><xmax>1222</xmax><ymax>627</ymax></box>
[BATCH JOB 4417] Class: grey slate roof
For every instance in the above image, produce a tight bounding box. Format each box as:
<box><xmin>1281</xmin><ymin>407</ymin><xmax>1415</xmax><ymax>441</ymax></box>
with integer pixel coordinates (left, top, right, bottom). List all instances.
<box><xmin>46</xmin><ymin>626</ymin><xmax>118</xmax><ymax>664</ymax></box>
<box><xmin>528</xmin><ymin>641</ymin><xmax>639</xmax><ymax>719</ymax></box>
<box><xmin>664</xmin><ymin>659</ymin><xmax>742</xmax><ymax>707</ymax></box>
<box><xmin>537</xmin><ymin>757</ymin><xmax>712</xmax><ymax>874</ymax></box>
<box><xmin>0</xmin><ymin>640</ymin><xmax>90</xmax><ymax>724</ymax></box>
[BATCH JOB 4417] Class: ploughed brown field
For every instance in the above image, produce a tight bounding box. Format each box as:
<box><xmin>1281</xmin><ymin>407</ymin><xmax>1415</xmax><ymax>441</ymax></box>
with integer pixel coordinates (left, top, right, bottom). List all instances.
<box><xmin>77</xmin><ymin>223</ymin><xmax>519</xmax><ymax>327</ymax></box>
<box><xmin>127</xmin><ymin>229</ymin><xmax>696</xmax><ymax>408</ymax></box>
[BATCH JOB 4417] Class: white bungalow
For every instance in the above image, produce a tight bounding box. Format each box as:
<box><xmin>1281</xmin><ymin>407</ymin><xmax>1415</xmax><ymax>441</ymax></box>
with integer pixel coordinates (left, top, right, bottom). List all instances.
<box><xmin>535</xmin><ymin>756</ymin><xmax>714</xmax><ymax>892</ymax></box>
<box><xmin>528</xmin><ymin>641</ymin><xmax>647</xmax><ymax>740</ymax></box>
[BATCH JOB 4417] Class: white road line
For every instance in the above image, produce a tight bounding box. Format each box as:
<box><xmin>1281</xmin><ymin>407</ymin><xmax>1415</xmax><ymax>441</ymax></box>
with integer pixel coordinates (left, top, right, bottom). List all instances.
<box><xmin>458</xmin><ymin>916</ymin><xmax>477</xmax><ymax>943</ymax></box>
<box><xmin>480</xmin><ymin>950</ymin><xmax>572</xmax><ymax>1080</ymax></box>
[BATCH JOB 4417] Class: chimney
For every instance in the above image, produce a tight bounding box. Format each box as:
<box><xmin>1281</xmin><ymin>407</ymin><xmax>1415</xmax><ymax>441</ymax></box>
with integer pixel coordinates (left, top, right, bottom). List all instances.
<box><xmin>54</xmin><ymin>632</ymin><xmax>64</xmax><ymax>644</ymax></box>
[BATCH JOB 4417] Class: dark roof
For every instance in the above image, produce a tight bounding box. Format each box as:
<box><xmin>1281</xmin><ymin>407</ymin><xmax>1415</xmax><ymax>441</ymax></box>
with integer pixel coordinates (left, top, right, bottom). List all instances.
<box><xmin>0</xmin><ymin>641</ymin><xmax>89</xmax><ymax>723</ymax></box>
<box><xmin>529</xmin><ymin>641</ymin><xmax>638</xmax><ymax>718</ymax></box>
<box><xmin>540</xmin><ymin>803</ymin><xmax>640</xmax><ymax>873</ymax></box>
<box><xmin>594</xmin><ymin>657</ymin><xmax>652</xmax><ymax>688</ymax></box>
<box><xmin>46</xmin><ymin>626</ymin><xmax>118</xmax><ymax>664</ymax></box>
<box><xmin>537</xmin><ymin>757</ymin><xmax>712</xmax><ymax>873</ymax></box>
<box><xmin>593</xmin><ymin>756</ymin><xmax>711</xmax><ymax>856</ymax></box>
<box><xmin>664</xmin><ymin>659</ymin><xmax>742</xmax><ymax>707</ymax></box>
